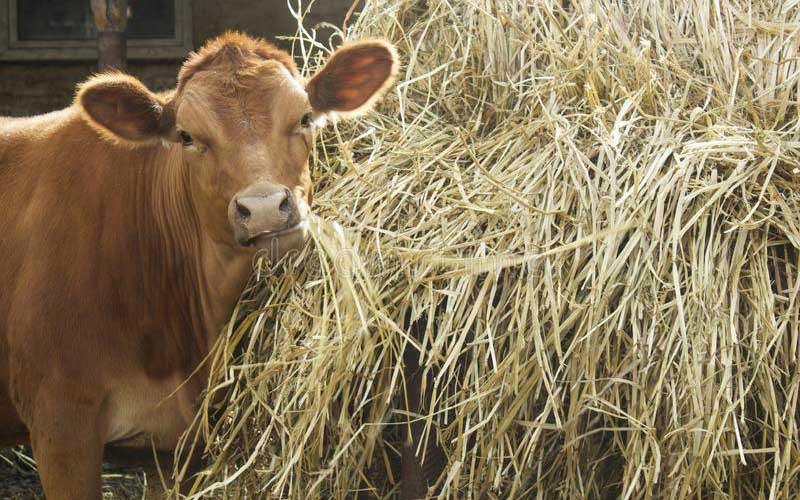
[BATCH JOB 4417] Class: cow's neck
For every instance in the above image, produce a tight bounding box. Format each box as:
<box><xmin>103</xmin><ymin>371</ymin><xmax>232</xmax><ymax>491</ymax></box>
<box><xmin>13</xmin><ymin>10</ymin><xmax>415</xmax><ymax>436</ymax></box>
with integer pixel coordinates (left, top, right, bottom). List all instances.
<box><xmin>142</xmin><ymin>144</ymin><xmax>253</xmax><ymax>369</ymax></box>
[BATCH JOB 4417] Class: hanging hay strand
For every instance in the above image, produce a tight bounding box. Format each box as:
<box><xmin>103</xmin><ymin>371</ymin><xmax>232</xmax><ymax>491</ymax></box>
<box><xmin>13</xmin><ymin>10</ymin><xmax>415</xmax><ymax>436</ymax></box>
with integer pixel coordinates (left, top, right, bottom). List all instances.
<box><xmin>176</xmin><ymin>0</ymin><xmax>800</xmax><ymax>498</ymax></box>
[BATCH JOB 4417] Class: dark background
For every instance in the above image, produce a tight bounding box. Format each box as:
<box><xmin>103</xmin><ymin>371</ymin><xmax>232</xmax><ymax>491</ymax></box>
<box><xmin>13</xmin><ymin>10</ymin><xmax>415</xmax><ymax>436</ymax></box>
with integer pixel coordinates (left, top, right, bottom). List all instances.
<box><xmin>0</xmin><ymin>0</ymin><xmax>355</xmax><ymax>116</ymax></box>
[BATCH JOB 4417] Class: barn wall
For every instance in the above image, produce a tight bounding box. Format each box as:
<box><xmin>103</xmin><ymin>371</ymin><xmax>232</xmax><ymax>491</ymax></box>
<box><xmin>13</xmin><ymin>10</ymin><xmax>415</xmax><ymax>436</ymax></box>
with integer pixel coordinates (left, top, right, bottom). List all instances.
<box><xmin>0</xmin><ymin>0</ymin><xmax>353</xmax><ymax>116</ymax></box>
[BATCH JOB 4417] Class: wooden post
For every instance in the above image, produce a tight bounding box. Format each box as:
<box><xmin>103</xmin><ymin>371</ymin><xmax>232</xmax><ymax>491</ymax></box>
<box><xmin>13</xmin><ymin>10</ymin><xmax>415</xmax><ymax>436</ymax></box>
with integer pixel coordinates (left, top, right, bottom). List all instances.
<box><xmin>91</xmin><ymin>0</ymin><xmax>128</xmax><ymax>71</ymax></box>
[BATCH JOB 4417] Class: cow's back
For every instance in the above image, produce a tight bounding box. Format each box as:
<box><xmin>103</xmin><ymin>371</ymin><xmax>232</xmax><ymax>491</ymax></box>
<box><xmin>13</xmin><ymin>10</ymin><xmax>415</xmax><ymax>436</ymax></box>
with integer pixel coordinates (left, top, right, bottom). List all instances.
<box><xmin>0</xmin><ymin>110</ymin><xmax>85</xmax><ymax>443</ymax></box>
<box><xmin>0</xmin><ymin>109</ymin><xmax>147</xmax><ymax>444</ymax></box>
<box><xmin>0</xmin><ymin>108</ymin><xmax>88</xmax><ymax>282</ymax></box>
<box><xmin>0</xmin><ymin>108</ymin><xmax>103</xmax><ymax>330</ymax></box>
<box><xmin>0</xmin><ymin>108</ymin><xmax>108</xmax><ymax>445</ymax></box>
<box><xmin>0</xmin><ymin>108</ymin><xmax>211</xmax><ymax>449</ymax></box>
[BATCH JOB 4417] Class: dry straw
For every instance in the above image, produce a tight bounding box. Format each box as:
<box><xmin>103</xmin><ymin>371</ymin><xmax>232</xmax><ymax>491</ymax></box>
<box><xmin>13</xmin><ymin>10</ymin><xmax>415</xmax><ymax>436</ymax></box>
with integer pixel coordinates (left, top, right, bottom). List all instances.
<box><xmin>173</xmin><ymin>0</ymin><xmax>800</xmax><ymax>498</ymax></box>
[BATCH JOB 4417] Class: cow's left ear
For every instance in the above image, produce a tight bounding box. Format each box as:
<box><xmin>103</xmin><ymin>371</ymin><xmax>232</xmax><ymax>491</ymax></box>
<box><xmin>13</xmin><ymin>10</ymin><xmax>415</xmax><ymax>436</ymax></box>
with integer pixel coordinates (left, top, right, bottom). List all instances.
<box><xmin>77</xmin><ymin>73</ymin><xmax>176</xmax><ymax>145</ymax></box>
<box><xmin>306</xmin><ymin>39</ymin><xmax>399</xmax><ymax>119</ymax></box>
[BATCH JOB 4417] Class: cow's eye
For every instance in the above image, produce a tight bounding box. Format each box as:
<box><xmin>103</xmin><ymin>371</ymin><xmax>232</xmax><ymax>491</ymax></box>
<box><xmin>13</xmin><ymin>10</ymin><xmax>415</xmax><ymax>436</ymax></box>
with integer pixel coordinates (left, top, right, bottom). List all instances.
<box><xmin>179</xmin><ymin>130</ymin><xmax>193</xmax><ymax>146</ymax></box>
<box><xmin>300</xmin><ymin>113</ymin><xmax>312</xmax><ymax>128</ymax></box>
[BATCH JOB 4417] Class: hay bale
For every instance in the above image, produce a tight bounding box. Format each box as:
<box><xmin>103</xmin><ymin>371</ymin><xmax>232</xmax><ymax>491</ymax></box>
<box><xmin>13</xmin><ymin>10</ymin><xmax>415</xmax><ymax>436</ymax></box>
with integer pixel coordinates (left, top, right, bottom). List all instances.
<box><xmin>177</xmin><ymin>0</ymin><xmax>800</xmax><ymax>498</ymax></box>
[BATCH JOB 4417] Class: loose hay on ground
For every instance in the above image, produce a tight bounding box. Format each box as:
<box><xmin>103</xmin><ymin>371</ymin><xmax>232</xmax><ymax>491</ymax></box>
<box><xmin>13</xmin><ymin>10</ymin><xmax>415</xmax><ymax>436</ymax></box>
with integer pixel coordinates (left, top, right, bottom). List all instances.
<box><xmin>174</xmin><ymin>0</ymin><xmax>800</xmax><ymax>498</ymax></box>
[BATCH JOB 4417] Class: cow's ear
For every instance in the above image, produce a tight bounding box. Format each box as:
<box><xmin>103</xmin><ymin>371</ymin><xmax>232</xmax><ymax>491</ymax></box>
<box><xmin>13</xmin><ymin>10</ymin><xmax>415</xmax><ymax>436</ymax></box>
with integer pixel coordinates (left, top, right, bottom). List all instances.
<box><xmin>77</xmin><ymin>73</ymin><xmax>176</xmax><ymax>145</ymax></box>
<box><xmin>306</xmin><ymin>39</ymin><xmax>398</xmax><ymax>118</ymax></box>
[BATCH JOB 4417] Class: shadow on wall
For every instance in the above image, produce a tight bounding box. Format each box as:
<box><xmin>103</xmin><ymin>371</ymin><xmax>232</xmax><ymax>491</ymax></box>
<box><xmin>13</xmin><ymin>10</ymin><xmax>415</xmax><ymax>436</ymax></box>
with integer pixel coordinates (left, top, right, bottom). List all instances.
<box><xmin>0</xmin><ymin>0</ymin><xmax>354</xmax><ymax>117</ymax></box>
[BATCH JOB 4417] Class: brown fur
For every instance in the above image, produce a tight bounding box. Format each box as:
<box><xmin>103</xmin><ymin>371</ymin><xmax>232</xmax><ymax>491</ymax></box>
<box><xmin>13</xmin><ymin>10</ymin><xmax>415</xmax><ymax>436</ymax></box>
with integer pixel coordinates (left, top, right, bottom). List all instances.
<box><xmin>0</xmin><ymin>32</ymin><xmax>397</xmax><ymax>499</ymax></box>
<box><xmin>178</xmin><ymin>31</ymin><xmax>298</xmax><ymax>89</ymax></box>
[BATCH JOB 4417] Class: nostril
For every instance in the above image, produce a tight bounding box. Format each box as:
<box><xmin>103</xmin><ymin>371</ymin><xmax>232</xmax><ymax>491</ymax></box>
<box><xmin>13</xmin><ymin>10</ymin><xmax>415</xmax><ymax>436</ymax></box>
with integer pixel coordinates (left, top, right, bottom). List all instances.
<box><xmin>235</xmin><ymin>199</ymin><xmax>251</xmax><ymax>219</ymax></box>
<box><xmin>279</xmin><ymin>190</ymin><xmax>292</xmax><ymax>214</ymax></box>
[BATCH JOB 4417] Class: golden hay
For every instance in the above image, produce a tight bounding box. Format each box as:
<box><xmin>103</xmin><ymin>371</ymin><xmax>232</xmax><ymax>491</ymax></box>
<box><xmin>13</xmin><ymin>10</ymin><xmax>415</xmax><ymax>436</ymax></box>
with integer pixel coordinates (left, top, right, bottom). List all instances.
<box><xmin>173</xmin><ymin>0</ymin><xmax>800</xmax><ymax>498</ymax></box>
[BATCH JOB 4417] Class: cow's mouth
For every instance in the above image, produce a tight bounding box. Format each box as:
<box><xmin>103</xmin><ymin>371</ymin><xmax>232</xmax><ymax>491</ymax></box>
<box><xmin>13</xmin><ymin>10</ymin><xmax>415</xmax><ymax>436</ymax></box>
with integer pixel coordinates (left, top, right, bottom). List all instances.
<box><xmin>249</xmin><ymin>218</ymin><xmax>308</xmax><ymax>241</ymax></box>
<box><xmin>246</xmin><ymin>218</ymin><xmax>309</xmax><ymax>249</ymax></box>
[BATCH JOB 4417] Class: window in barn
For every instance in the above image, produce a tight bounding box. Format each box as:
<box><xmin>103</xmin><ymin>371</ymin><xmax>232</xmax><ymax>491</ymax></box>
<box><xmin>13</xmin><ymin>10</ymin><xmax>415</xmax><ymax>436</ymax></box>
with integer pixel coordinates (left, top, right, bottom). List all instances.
<box><xmin>0</xmin><ymin>0</ymin><xmax>192</xmax><ymax>60</ymax></box>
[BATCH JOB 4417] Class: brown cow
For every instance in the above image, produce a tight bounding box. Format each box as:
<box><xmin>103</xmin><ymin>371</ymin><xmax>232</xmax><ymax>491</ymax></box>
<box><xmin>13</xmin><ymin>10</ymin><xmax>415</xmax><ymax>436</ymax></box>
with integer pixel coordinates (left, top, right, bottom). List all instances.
<box><xmin>0</xmin><ymin>32</ymin><xmax>397</xmax><ymax>499</ymax></box>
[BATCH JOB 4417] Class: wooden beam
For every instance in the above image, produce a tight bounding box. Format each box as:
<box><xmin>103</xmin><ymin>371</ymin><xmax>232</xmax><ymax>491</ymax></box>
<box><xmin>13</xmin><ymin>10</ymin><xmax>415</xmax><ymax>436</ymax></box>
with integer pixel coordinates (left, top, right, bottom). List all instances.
<box><xmin>90</xmin><ymin>0</ymin><xmax>128</xmax><ymax>71</ymax></box>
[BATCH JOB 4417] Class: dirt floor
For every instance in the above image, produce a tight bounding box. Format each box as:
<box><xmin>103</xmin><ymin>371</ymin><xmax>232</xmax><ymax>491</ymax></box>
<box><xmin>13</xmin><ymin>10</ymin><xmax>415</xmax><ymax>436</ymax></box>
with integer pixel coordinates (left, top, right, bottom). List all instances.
<box><xmin>0</xmin><ymin>449</ymin><xmax>144</xmax><ymax>499</ymax></box>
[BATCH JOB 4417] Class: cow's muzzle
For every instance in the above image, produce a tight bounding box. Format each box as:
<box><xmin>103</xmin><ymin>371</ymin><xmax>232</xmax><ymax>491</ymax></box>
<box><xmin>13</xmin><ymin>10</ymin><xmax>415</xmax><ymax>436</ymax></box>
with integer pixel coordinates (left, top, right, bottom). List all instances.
<box><xmin>228</xmin><ymin>182</ymin><xmax>308</xmax><ymax>258</ymax></box>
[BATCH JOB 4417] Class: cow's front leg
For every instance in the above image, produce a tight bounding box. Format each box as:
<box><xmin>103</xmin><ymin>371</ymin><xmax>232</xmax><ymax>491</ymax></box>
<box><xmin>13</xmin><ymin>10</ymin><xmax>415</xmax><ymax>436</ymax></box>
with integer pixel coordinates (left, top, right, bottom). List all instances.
<box><xmin>400</xmin><ymin>349</ymin><xmax>446</xmax><ymax>500</ymax></box>
<box><xmin>26</xmin><ymin>383</ymin><xmax>105</xmax><ymax>500</ymax></box>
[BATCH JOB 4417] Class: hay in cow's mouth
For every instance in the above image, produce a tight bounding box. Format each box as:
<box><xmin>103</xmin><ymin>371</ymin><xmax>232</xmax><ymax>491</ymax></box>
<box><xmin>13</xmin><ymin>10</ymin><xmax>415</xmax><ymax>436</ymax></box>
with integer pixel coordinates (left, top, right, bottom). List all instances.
<box><xmin>246</xmin><ymin>218</ymin><xmax>309</xmax><ymax>246</ymax></box>
<box><xmin>172</xmin><ymin>0</ymin><xmax>800</xmax><ymax>498</ymax></box>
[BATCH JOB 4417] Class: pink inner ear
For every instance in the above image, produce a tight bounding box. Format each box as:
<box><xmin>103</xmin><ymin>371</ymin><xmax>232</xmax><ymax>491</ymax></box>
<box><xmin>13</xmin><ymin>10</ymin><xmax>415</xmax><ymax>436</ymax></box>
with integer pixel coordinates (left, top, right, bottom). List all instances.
<box><xmin>332</xmin><ymin>58</ymin><xmax>393</xmax><ymax>111</ymax></box>
<box><xmin>345</xmin><ymin>73</ymin><xmax>371</xmax><ymax>85</ymax></box>
<box><xmin>308</xmin><ymin>41</ymin><xmax>397</xmax><ymax>114</ymax></box>
<box><xmin>336</xmin><ymin>88</ymin><xmax>363</xmax><ymax>102</ymax></box>
<box><xmin>350</xmin><ymin>56</ymin><xmax>379</xmax><ymax>69</ymax></box>
<box><xmin>81</xmin><ymin>81</ymin><xmax>166</xmax><ymax>142</ymax></box>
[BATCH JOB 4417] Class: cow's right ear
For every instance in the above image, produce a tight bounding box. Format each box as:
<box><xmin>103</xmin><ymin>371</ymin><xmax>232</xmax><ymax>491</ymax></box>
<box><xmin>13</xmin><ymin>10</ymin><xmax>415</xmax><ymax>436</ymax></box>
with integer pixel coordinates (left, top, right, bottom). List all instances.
<box><xmin>77</xmin><ymin>73</ymin><xmax>176</xmax><ymax>146</ymax></box>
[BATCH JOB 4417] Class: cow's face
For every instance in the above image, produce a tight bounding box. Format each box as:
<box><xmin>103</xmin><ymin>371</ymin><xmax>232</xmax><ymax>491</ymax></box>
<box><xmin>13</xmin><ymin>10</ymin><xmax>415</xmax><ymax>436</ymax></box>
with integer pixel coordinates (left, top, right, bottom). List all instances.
<box><xmin>77</xmin><ymin>34</ymin><xmax>398</xmax><ymax>260</ymax></box>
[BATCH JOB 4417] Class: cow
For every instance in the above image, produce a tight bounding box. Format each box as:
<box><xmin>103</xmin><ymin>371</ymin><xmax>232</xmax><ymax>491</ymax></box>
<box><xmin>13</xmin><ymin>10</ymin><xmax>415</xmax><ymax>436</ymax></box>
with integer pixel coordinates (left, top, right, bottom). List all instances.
<box><xmin>0</xmin><ymin>32</ymin><xmax>397</xmax><ymax>499</ymax></box>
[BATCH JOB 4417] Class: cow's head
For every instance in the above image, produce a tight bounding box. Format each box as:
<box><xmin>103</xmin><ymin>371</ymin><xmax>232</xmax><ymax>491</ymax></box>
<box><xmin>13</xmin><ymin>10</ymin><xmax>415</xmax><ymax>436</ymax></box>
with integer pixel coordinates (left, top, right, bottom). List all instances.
<box><xmin>76</xmin><ymin>32</ymin><xmax>398</xmax><ymax>259</ymax></box>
